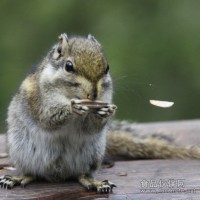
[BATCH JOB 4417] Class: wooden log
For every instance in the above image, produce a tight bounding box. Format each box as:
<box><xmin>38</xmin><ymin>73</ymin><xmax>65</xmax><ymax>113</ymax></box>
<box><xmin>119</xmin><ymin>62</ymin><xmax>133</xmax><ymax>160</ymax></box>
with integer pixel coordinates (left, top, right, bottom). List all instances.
<box><xmin>0</xmin><ymin>120</ymin><xmax>200</xmax><ymax>199</ymax></box>
<box><xmin>0</xmin><ymin>160</ymin><xmax>200</xmax><ymax>199</ymax></box>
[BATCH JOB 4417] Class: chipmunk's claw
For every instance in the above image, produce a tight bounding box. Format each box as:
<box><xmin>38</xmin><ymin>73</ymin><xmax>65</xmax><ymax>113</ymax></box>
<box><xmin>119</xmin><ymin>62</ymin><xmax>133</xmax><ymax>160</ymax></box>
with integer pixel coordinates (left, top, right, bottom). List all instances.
<box><xmin>71</xmin><ymin>99</ymin><xmax>89</xmax><ymax>115</ymax></box>
<box><xmin>97</xmin><ymin>104</ymin><xmax>117</xmax><ymax>118</ymax></box>
<box><xmin>72</xmin><ymin>104</ymin><xmax>89</xmax><ymax>115</ymax></box>
<box><xmin>0</xmin><ymin>175</ymin><xmax>34</xmax><ymax>189</ymax></box>
<box><xmin>78</xmin><ymin>175</ymin><xmax>116</xmax><ymax>194</ymax></box>
<box><xmin>96</xmin><ymin>180</ymin><xmax>116</xmax><ymax>193</ymax></box>
<box><xmin>0</xmin><ymin>175</ymin><xmax>19</xmax><ymax>189</ymax></box>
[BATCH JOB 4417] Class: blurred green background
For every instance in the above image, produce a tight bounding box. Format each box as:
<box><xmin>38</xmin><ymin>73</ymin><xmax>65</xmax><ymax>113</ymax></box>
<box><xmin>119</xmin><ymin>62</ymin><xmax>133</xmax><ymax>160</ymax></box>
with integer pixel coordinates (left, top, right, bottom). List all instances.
<box><xmin>1</xmin><ymin>0</ymin><xmax>200</xmax><ymax>132</ymax></box>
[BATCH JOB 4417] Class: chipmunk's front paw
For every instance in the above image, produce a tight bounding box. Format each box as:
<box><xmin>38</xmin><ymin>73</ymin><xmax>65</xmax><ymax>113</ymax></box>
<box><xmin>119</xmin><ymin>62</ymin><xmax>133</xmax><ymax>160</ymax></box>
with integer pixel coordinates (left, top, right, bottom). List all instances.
<box><xmin>0</xmin><ymin>175</ymin><xmax>34</xmax><ymax>189</ymax></box>
<box><xmin>97</xmin><ymin>104</ymin><xmax>117</xmax><ymax>118</ymax></box>
<box><xmin>71</xmin><ymin>99</ymin><xmax>89</xmax><ymax>115</ymax></box>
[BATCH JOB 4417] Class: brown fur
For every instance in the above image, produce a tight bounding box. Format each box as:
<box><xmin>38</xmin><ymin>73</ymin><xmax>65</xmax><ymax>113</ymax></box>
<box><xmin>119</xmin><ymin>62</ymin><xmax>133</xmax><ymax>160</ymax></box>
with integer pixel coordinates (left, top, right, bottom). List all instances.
<box><xmin>106</xmin><ymin>131</ymin><xmax>200</xmax><ymax>159</ymax></box>
<box><xmin>69</xmin><ymin>38</ymin><xmax>106</xmax><ymax>82</ymax></box>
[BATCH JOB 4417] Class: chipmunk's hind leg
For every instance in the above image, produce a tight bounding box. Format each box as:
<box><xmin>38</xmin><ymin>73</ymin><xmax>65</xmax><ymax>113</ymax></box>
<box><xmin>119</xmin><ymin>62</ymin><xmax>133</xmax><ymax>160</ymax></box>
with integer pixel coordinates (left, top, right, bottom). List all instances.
<box><xmin>0</xmin><ymin>175</ymin><xmax>34</xmax><ymax>189</ymax></box>
<box><xmin>78</xmin><ymin>174</ymin><xmax>116</xmax><ymax>193</ymax></box>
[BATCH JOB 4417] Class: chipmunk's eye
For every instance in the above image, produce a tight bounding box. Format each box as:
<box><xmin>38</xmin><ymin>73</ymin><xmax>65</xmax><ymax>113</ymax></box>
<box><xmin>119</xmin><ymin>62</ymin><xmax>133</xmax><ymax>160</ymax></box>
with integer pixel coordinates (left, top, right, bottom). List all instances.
<box><xmin>105</xmin><ymin>64</ymin><xmax>109</xmax><ymax>74</ymax></box>
<box><xmin>65</xmin><ymin>60</ymin><xmax>74</xmax><ymax>73</ymax></box>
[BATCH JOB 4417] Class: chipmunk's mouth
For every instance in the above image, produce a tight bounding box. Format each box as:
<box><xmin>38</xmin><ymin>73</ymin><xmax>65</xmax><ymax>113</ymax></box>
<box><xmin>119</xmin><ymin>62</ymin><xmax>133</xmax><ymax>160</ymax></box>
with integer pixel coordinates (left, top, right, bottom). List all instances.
<box><xmin>74</xmin><ymin>96</ymin><xmax>81</xmax><ymax>100</ymax></box>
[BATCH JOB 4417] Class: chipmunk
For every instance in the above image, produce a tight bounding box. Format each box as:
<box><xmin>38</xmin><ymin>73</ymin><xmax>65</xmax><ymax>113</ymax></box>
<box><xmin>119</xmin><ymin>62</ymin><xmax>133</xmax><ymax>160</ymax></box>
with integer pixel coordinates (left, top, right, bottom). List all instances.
<box><xmin>1</xmin><ymin>33</ymin><xmax>200</xmax><ymax>193</ymax></box>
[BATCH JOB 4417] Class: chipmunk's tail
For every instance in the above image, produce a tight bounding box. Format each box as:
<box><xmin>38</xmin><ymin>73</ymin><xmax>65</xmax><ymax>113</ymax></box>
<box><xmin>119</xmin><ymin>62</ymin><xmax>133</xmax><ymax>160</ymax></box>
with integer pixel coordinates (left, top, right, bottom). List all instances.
<box><xmin>106</xmin><ymin>131</ymin><xmax>200</xmax><ymax>159</ymax></box>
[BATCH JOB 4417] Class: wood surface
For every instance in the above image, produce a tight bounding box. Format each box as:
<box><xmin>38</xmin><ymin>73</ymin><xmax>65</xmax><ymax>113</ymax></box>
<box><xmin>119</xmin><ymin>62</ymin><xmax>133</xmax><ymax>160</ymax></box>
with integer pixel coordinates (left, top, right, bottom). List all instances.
<box><xmin>1</xmin><ymin>120</ymin><xmax>200</xmax><ymax>200</ymax></box>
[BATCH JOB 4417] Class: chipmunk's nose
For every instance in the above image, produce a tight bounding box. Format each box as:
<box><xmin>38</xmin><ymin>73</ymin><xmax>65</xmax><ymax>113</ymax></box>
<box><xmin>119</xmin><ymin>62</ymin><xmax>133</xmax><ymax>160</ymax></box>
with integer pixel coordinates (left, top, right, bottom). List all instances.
<box><xmin>87</xmin><ymin>88</ymin><xmax>97</xmax><ymax>100</ymax></box>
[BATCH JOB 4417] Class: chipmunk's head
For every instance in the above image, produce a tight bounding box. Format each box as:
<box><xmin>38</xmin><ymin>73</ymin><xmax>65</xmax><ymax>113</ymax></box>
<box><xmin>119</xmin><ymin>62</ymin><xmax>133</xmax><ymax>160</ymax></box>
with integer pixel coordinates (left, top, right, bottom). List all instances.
<box><xmin>40</xmin><ymin>33</ymin><xmax>113</xmax><ymax>102</ymax></box>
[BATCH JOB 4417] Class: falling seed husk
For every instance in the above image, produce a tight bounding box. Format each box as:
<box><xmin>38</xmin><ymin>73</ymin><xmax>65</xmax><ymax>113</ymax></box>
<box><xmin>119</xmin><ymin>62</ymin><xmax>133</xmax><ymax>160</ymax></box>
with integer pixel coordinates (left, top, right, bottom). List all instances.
<box><xmin>149</xmin><ymin>100</ymin><xmax>174</xmax><ymax>108</ymax></box>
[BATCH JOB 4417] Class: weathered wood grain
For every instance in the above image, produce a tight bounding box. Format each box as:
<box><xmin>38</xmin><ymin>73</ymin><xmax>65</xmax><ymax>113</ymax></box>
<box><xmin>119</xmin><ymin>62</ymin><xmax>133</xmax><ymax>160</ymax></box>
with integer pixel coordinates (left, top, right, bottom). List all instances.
<box><xmin>1</xmin><ymin>120</ymin><xmax>200</xmax><ymax>199</ymax></box>
<box><xmin>0</xmin><ymin>160</ymin><xmax>200</xmax><ymax>199</ymax></box>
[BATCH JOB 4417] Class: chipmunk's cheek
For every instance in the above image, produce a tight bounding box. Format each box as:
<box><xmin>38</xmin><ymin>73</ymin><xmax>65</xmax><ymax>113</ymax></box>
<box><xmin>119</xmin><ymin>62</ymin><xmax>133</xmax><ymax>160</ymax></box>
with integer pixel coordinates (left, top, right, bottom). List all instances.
<box><xmin>97</xmin><ymin>81</ymin><xmax>102</xmax><ymax>98</ymax></box>
<box><xmin>75</xmin><ymin>90</ymin><xmax>85</xmax><ymax>100</ymax></box>
<box><xmin>96</xmin><ymin>78</ymin><xmax>113</xmax><ymax>103</ymax></box>
<box><xmin>72</xmin><ymin>87</ymin><xmax>87</xmax><ymax>100</ymax></box>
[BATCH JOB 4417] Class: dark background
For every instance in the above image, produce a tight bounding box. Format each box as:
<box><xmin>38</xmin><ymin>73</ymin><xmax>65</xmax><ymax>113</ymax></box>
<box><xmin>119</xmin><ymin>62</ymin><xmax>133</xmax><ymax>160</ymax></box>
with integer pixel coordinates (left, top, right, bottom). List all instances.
<box><xmin>1</xmin><ymin>0</ymin><xmax>200</xmax><ymax>132</ymax></box>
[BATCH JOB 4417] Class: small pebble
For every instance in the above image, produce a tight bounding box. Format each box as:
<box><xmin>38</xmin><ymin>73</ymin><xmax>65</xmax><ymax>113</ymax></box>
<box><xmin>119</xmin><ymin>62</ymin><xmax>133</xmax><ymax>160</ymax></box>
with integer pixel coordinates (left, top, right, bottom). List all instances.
<box><xmin>3</xmin><ymin>167</ymin><xmax>16</xmax><ymax>171</ymax></box>
<box><xmin>0</xmin><ymin>153</ymin><xmax>8</xmax><ymax>158</ymax></box>
<box><xmin>117</xmin><ymin>172</ymin><xmax>127</xmax><ymax>176</ymax></box>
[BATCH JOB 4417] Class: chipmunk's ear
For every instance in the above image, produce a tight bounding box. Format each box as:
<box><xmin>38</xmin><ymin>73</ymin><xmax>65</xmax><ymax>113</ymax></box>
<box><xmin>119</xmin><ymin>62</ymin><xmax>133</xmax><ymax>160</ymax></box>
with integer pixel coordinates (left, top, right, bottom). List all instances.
<box><xmin>53</xmin><ymin>33</ymin><xmax>69</xmax><ymax>59</ymax></box>
<box><xmin>88</xmin><ymin>34</ymin><xmax>101</xmax><ymax>46</ymax></box>
<box><xmin>58</xmin><ymin>33</ymin><xmax>69</xmax><ymax>55</ymax></box>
